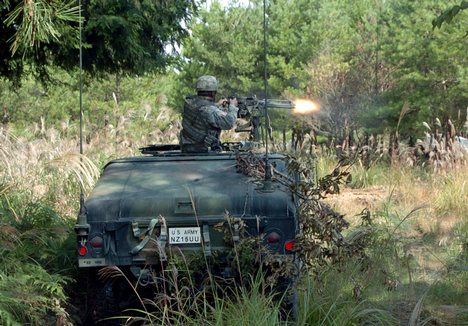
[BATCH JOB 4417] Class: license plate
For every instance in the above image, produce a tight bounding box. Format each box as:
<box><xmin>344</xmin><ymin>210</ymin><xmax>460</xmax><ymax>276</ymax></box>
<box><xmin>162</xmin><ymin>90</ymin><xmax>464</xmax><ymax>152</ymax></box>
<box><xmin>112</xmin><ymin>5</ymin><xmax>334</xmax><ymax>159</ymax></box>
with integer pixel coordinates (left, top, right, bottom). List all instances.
<box><xmin>78</xmin><ymin>258</ymin><xmax>106</xmax><ymax>267</ymax></box>
<box><xmin>169</xmin><ymin>227</ymin><xmax>202</xmax><ymax>244</ymax></box>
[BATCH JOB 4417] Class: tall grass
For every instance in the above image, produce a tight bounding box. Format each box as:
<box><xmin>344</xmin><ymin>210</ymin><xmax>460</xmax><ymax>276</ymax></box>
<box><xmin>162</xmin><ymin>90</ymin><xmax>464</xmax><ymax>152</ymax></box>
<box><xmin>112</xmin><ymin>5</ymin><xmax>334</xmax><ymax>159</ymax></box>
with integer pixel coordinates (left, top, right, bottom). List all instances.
<box><xmin>0</xmin><ymin>72</ymin><xmax>185</xmax><ymax>324</ymax></box>
<box><xmin>433</xmin><ymin>169</ymin><xmax>468</xmax><ymax>217</ymax></box>
<box><xmin>296</xmin><ymin>277</ymin><xmax>396</xmax><ymax>326</ymax></box>
<box><xmin>315</xmin><ymin>151</ymin><xmax>468</xmax><ymax>325</ymax></box>
<box><xmin>97</xmin><ymin>264</ymin><xmax>287</xmax><ymax>326</ymax></box>
<box><xmin>0</xmin><ymin>133</ymin><xmax>465</xmax><ymax>326</ymax></box>
<box><xmin>0</xmin><ymin>127</ymin><xmax>99</xmax><ymax>216</ymax></box>
<box><xmin>1</xmin><ymin>73</ymin><xmax>467</xmax><ymax>324</ymax></box>
<box><xmin>0</xmin><ymin>125</ymin><xmax>99</xmax><ymax>324</ymax></box>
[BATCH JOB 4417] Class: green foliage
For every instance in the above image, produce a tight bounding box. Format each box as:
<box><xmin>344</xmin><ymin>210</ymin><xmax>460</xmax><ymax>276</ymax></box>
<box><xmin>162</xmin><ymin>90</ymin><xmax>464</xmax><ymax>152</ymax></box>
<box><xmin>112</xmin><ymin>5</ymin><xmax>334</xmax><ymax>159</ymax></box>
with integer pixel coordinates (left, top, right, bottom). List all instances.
<box><xmin>1</xmin><ymin>2</ymin><xmax>467</xmax><ymax>324</ymax></box>
<box><xmin>117</xmin><ymin>270</ymin><xmax>287</xmax><ymax>326</ymax></box>
<box><xmin>347</xmin><ymin>163</ymin><xmax>387</xmax><ymax>188</ymax></box>
<box><xmin>210</xmin><ymin>275</ymin><xmax>284</xmax><ymax>326</ymax></box>
<box><xmin>0</xmin><ymin>0</ymin><xmax>79</xmax><ymax>84</ymax></box>
<box><xmin>179</xmin><ymin>0</ymin><xmax>467</xmax><ymax>144</ymax></box>
<box><xmin>0</xmin><ymin>69</ymin><xmax>179</xmax><ymax>138</ymax></box>
<box><xmin>0</xmin><ymin>264</ymin><xmax>70</xmax><ymax>326</ymax></box>
<box><xmin>0</xmin><ymin>192</ymin><xmax>73</xmax><ymax>324</ymax></box>
<box><xmin>0</xmin><ymin>193</ymin><xmax>76</xmax><ymax>272</ymax></box>
<box><xmin>3</xmin><ymin>0</ymin><xmax>466</xmax><ymax>143</ymax></box>
<box><xmin>75</xmin><ymin>0</ymin><xmax>196</xmax><ymax>76</ymax></box>
<box><xmin>296</xmin><ymin>277</ymin><xmax>396</xmax><ymax>326</ymax></box>
<box><xmin>432</xmin><ymin>1</ymin><xmax>468</xmax><ymax>32</ymax></box>
<box><xmin>176</xmin><ymin>0</ymin><xmax>265</xmax><ymax>108</ymax></box>
<box><xmin>433</xmin><ymin>173</ymin><xmax>468</xmax><ymax>217</ymax></box>
<box><xmin>1</xmin><ymin>0</ymin><xmax>197</xmax><ymax>83</ymax></box>
<box><xmin>4</xmin><ymin>0</ymin><xmax>80</xmax><ymax>55</ymax></box>
<box><xmin>427</xmin><ymin>270</ymin><xmax>468</xmax><ymax>306</ymax></box>
<box><xmin>454</xmin><ymin>219</ymin><xmax>468</xmax><ymax>260</ymax></box>
<box><xmin>368</xmin><ymin>1</ymin><xmax>468</xmax><ymax>139</ymax></box>
<box><xmin>0</xmin><ymin>310</ymin><xmax>22</xmax><ymax>326</ymax></box>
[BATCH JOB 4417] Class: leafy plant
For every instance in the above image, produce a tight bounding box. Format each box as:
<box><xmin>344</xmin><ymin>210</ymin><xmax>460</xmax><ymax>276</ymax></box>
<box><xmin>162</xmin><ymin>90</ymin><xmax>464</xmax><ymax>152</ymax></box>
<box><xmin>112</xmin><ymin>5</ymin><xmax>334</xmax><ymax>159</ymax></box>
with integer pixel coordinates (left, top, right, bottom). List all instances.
<box><xmin>296</xmin><ymin>276</ymin><xmax>396</xmax><ymax>326</ymax></box>
<box><xmin>0</xmin><ymin>261</ymin><xmax>71</xmax><ymax>325</ymax></box>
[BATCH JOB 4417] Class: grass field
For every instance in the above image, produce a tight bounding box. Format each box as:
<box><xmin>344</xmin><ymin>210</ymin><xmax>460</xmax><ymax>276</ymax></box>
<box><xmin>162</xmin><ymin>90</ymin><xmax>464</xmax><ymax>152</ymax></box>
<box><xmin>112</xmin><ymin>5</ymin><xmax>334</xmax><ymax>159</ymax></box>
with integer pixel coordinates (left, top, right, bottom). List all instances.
<box><xmin>0</xmin><ymin>77</ymin><xmax>467</xmax><ymax>325</ymax></box>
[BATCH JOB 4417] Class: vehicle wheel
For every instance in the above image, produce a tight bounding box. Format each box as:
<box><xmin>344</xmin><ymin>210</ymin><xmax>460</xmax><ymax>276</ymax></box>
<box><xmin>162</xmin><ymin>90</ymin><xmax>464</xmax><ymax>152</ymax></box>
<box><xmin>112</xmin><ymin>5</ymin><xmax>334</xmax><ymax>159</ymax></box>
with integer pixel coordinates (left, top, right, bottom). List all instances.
<box><xmin>274</xmin><ymin>258</ymin><xmax>302</xmax><ymax>321</ymax></box>
<box><xmin>82</xmin><ymin>269</ymin><xmax>124</xmax><ymax>326</ymax></box>
<box><xmin>274</xmin><ymin>276</ymin><xmax>298</xmax><ymax>321</ymax></box>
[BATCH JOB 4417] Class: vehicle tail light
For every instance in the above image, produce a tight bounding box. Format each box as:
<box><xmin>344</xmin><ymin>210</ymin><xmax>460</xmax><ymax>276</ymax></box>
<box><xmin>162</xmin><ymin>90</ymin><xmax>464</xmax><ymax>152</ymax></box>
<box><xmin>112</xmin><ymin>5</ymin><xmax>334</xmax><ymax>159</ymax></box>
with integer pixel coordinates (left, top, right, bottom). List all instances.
<box><xmin>89</xmin><ymin>236</ymin><xmax>104</xmax><ymax>248</ymax></box>
<box><xmin>284</xmin><ymin>240</ymin><xmax>295</xmax><ymax>252</ymax></box>
<box><xmin>266</xmin><ymin>232</ymin><xmax>281</xmax><ymax>243</ymax></box>
<box><xmin>78</xmin><ymin>246</ymin><xmax>88</xmax><ymax>256</ymax></box>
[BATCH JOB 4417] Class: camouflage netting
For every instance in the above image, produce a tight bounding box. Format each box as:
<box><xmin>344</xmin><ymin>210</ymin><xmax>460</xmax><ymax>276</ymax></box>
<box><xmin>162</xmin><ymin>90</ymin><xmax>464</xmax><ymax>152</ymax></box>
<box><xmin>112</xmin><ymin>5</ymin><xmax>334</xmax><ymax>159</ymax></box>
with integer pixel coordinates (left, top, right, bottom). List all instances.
<box><xmin>235</xmin><ymin>151</ymin><xmax>266</xmax><ymax>178</ymax></box>
<box><xmin>235</xmin><ymin>151</ymin><xmax>371</xmax><ymax>272</ymax></box>
<box><xmin>287</xmin><ymin>154</ymin><xmax>354</xmax><ymax>269</ymax></box>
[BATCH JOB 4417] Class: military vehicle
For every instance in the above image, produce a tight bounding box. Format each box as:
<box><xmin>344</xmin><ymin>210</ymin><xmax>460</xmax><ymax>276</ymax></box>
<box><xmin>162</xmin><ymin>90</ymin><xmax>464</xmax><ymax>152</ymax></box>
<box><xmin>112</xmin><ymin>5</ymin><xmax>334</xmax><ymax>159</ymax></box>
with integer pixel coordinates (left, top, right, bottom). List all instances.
<box><xmin>75</xmin><ymin>148</ymin><xmax>298</xmax><ymax>269</ymax></box>
<box><xmin>74</xmin><ymin>99</ymin><xmax>301</xmax><ymax>323</ymax></box>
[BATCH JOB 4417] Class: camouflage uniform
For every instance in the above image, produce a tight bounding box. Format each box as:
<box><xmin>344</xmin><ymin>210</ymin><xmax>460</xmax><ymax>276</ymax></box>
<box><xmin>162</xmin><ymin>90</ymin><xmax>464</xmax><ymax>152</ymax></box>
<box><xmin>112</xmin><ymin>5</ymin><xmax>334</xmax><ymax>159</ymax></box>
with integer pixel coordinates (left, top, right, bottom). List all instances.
<box><xmin>180</xmin><ymin>76</ymin><xmax>238</xmax><ymax>152</ymax></box>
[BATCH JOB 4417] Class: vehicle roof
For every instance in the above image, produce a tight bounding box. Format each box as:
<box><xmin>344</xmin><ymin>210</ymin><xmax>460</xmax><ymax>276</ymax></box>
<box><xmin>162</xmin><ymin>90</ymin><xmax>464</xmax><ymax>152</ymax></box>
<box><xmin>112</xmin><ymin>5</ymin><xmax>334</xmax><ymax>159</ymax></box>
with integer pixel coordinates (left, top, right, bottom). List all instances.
<box><xmin>105</xmin><ymin>151</ymin><xmax>286</xmax><ymax>164</ymax></box>
<box><xmin>86</xmin><ymin>153</ymin><xmax>295</xmax><ymax>223</ymax></box>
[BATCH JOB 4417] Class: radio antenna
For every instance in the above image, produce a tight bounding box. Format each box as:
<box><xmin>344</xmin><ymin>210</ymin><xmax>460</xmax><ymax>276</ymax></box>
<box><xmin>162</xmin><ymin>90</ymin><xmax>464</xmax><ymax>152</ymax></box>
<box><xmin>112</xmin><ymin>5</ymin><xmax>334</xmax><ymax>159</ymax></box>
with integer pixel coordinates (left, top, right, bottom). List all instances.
<box><xmin>79</xmin><ymin>0</ymin><xmax>83</xmax><ymax>160</ymax></box>
<box><xmin>262</xmin><ymin>0</ymin><xmax>273</xmax><ymax>191</ymax></box>
<box><xmin>75</xmin><ymin>0</ymin><xmax>89</xmax><ymax>236</ymax></box>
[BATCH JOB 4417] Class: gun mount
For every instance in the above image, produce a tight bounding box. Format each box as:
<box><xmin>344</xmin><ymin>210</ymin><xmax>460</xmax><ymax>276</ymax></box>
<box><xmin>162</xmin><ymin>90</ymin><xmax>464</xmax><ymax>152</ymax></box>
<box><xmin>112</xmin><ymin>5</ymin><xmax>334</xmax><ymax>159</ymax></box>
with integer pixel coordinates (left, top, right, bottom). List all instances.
<box><xmin>231</xmin><ymin>96</ymin><xmax>295</xmax><ymax>142</ymax></box>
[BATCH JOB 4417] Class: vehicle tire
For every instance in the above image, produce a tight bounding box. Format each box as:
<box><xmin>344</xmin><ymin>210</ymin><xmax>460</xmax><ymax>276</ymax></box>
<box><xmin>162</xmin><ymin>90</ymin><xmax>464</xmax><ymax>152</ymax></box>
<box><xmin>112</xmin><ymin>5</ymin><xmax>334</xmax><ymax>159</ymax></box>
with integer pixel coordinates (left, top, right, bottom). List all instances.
<box><xmin>81</xmin><ymin>269</ymin><xmax>123</xmax><ymax>326</ymax></box>
<box><xmin>275</xmin><ymin>258</ymin><xmax>302</xmax><ymax>321</ymax></box>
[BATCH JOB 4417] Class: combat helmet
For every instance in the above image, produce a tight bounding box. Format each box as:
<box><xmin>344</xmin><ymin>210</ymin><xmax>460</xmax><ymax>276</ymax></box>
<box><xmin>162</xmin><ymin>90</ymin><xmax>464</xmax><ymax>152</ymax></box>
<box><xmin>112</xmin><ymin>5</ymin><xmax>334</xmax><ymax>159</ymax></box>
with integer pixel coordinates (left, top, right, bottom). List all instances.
<box><xmin>196</xmin><ymin>75</ymin><xmax>218</xmax><ymax>92</ymax></box>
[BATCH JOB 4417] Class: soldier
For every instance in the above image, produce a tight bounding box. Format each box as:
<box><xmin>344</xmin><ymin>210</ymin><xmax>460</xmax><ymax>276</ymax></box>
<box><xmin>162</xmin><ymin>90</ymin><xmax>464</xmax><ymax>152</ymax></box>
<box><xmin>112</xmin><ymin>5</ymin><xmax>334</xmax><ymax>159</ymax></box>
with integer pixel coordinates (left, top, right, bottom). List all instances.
<box><xmin>180</xmin><ymin>75</ymin><xmax>239</xmax><ymax>152</ymax></box>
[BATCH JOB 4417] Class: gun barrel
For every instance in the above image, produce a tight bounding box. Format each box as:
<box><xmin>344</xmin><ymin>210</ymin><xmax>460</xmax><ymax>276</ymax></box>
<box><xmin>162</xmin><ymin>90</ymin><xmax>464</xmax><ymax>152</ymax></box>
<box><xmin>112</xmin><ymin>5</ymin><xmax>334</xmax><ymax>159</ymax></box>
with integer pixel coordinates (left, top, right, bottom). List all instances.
<box><xmin>260</xmin><ymin>99</ymin><xmax>295</xmax><ymax>109</ymax></box>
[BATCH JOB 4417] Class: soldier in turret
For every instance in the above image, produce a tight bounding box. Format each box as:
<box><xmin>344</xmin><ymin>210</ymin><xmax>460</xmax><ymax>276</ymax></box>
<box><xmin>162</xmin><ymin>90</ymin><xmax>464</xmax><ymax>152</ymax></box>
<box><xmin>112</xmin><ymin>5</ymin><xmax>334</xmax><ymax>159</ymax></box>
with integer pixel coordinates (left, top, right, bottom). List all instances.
<box><xmin>180</xmin><ymin>75</ymin><xmax>239</xmax><ymax>152</ymax></box>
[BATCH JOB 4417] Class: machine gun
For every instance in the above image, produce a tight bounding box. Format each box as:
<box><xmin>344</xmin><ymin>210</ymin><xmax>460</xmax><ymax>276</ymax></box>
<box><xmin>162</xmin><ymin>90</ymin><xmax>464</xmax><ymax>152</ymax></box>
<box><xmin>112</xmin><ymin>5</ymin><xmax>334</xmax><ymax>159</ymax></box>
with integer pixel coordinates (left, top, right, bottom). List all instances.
<box><xmin>227</xmin><ymin>96</ymin><xmax>295</xmax><ymax>142</ymax></box>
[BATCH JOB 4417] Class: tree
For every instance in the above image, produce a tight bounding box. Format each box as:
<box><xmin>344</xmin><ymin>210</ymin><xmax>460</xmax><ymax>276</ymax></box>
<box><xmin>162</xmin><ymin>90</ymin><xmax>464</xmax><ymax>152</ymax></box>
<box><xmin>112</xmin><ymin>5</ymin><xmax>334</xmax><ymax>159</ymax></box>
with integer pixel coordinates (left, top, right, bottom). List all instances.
<box><xmin>0</xmin><ymin>0</ymin><xmax>197</xmax><ymax>83</ymax></box>
<box><xmin>432</xmin><ymin>0</ymin><xmax>468</xmax><ymax>33</ymax></box>
<box><xmin>178</xmin><ymin>0</ymin><xmax>467</xmax><ymax>143</ymax></box>
<box><xmin>364</xmin><ymin>0</ymin><xmax>468</xmax><ymax>139</ymax></box>
<box><xmin>75</xmin><ymin>0</ymin><xmax>197</xmax><ymax>75</ymax></box>
<box><xmin>178</xmin><ymin>0</ymin><xmax>265</xmax><ymax>97</ymax></box>
<box><xmin>1</xmin><ymin>0</ymin><xmax>80</xmax><ymax>84</ymax></box>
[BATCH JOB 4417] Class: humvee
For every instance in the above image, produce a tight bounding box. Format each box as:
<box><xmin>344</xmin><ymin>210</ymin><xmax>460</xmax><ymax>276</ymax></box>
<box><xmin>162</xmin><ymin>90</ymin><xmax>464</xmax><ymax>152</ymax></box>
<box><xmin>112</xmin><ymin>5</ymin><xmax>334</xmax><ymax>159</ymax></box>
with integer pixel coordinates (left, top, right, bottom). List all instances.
<box><xmin>74</xmin><ymin>100</ymin><xmax>301</xmax><ymax>322</ymax></box>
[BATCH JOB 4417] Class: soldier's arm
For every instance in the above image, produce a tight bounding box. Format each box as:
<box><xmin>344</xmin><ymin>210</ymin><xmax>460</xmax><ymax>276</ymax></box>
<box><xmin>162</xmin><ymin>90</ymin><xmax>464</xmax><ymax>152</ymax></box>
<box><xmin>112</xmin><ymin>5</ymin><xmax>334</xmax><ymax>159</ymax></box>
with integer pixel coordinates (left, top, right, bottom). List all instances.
<box><xmin>205</xmin><ymin>104</ymin><xmax>238</xmax><ymax>130</ymax></box>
